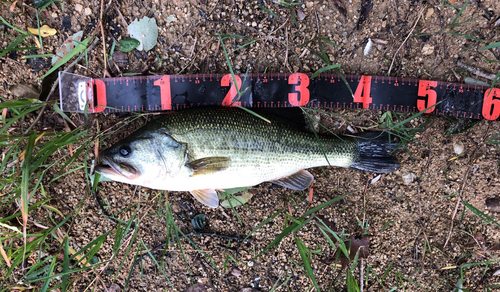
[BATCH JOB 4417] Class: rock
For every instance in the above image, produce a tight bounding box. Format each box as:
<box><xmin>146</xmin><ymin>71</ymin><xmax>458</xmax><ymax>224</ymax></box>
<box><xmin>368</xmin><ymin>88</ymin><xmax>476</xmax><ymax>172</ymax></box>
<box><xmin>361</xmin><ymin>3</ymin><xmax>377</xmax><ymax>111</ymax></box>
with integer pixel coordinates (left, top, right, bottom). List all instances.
<box><xmin>486</xmin><ymin>197</ymin><xmax>500</xmax><ymax>212</ymax></box>
<box><xmin>402</xmin><ymin>173</ymin><xmax>416</xmax><ymax>185</ymax></box>
<box><xmin>84</xmin><ymin>8</ymin><xmax>92</xmax><ymax>16</ymax></box>
<box><xmin>422</xmin><ymin>44</ymin><xmax>434</xmax><ymax>55</ymax></box>
<box><xmin>425</xmin><ymin>8</ymin><xmax>434</xmax><ymax>20</ymax></box>
<box><xmin>453</xmin><ymin>142</ymin><xmax>464</xmax><ymax>155</ymax></box>
<box><xmin>75</xmin><ymin>4</ymin><xmax>83</xmax><ymax>13</ymax></box>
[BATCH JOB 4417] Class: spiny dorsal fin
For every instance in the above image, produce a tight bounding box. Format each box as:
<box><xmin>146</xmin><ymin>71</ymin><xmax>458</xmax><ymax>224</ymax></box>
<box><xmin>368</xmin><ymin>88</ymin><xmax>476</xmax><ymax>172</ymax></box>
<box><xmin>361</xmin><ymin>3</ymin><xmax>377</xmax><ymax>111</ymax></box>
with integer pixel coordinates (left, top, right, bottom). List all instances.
<box><xmin>190</xmin><ymin>189</ymin><xmax>219</xmax><ymax>208</ymax></box>
<box><xmin>186</xmin><ymin>157</ymin><xmax>231</xmax><ymax>176</ymax></box>
<box><xmin>270</xmin><ymin>170</ymin><xmax>314</xmax><ymax>191</ymax></box>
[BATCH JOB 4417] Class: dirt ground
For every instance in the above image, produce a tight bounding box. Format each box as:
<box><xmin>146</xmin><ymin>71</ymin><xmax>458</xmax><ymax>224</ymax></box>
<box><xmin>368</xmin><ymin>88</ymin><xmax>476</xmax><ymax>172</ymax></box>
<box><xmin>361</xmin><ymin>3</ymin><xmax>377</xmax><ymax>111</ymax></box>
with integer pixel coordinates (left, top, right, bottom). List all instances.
<box><xmin>2</xmin><ymin>0</ymin><xmax>500</xmax><ymax>291</ymax></box>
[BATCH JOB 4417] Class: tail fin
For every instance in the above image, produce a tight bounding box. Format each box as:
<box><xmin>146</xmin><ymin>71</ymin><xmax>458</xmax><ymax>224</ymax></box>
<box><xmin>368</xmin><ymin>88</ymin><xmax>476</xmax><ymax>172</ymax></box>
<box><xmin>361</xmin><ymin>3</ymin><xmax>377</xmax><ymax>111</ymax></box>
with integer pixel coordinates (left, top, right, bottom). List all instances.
<box><xmin>349</xmin><ymin>132</ymin><xmax>400</xmax><ymax>173</ymax></box>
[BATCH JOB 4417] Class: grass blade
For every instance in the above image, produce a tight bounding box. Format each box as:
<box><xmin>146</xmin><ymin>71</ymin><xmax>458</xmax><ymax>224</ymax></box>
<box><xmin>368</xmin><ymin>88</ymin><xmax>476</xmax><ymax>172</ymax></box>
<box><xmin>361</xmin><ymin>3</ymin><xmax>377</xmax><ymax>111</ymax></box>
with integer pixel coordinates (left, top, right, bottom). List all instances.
<box><xmin>295</xmin><ymin>236</ymin><xmax>320</xmax><ymax>291</ymax></box>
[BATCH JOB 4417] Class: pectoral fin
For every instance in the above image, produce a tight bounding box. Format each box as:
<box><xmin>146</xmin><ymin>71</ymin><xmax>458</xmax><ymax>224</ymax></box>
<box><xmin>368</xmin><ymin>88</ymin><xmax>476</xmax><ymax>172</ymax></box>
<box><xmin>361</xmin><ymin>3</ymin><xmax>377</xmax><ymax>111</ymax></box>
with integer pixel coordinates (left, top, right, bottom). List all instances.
<box><xmin>190</xmin><ymin>189</ymin><xmax>220</xmax><ymax>208</ymax></box>
<box><xmin>271</xmin><ymin>170</ymin><xmax>314</xmax><ymax>191</ymax></box>
<box><xmin>186</xmin><ymin>157</ymin><xmax>231</xmax><ymax>176</ymax></box>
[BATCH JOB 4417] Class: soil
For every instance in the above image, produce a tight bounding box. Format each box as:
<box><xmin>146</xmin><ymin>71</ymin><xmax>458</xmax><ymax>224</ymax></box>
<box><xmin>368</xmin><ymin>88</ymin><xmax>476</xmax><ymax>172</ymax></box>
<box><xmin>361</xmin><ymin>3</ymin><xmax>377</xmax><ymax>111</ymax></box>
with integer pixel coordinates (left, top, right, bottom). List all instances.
<box><xmin>2</xmin><ymin>0</ymin><xmax>500</xmax><ymax>291</ymax></box>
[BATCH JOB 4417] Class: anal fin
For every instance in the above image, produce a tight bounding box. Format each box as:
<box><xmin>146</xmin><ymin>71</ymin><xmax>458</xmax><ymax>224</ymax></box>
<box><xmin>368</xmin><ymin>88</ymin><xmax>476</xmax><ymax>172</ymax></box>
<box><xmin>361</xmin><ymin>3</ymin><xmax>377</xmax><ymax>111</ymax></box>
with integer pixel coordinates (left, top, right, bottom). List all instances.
<box><xmin>190</xmin><ymin>189</ymin><xmax>220</xmax><ymax>208</ymax></box>
<box><xmin>270</xmin><ymin>170</ymin><xmax>314</xmax><ymax>191</ymax></box>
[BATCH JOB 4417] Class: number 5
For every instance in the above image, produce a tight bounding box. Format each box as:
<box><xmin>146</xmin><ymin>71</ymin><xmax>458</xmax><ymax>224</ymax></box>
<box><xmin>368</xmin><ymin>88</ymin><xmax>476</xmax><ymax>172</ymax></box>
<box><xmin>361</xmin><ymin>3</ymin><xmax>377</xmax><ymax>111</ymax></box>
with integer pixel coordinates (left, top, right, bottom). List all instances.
<box><xmin>417</xmin><ymin>80</ymin><xmax>437</xmax><ymax>113</ymax></box>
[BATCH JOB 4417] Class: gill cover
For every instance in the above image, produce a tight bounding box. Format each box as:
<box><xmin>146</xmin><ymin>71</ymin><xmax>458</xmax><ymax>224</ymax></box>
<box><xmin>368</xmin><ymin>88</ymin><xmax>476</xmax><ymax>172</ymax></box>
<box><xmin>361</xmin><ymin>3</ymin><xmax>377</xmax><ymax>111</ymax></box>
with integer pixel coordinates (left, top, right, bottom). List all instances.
<box><xmin>97</xmin><ymin>123</ymin><xmax>188</xmax><ymax>184</ymax></box>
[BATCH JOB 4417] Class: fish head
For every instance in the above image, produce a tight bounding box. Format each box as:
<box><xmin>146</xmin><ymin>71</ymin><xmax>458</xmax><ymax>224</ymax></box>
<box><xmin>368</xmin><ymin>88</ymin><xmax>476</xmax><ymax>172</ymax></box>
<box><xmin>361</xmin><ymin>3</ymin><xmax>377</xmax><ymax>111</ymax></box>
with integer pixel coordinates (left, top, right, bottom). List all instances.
<box><xmin>95</xmin><ymin>126</ymin><xmax>187</xmax><ymax>186</ymax></box>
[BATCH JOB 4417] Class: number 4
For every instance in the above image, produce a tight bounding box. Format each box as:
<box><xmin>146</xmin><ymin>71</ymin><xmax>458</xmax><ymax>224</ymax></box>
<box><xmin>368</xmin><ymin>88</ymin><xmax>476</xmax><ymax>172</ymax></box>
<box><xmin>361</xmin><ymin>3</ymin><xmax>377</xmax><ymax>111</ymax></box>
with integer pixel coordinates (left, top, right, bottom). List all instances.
<box><xmin>353</xmin><ymin>76</ymin><xmax>372</xmax><ymax>109</ymax></box>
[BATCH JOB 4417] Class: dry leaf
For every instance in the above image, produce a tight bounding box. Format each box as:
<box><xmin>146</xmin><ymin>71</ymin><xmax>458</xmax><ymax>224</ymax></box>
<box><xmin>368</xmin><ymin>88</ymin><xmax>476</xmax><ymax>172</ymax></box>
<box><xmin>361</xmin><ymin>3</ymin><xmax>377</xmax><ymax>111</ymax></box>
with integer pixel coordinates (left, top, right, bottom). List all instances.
<box><xmin>9</xmin><ymin>84</ymin><xmax>40</xmax><ymax>99</ymax></box>
<box><xmin>330</xmin><ymin>0</ymin><xmax>347</xmax><ymax>17</ymax></box>
<box><xmin>28</xmin><ymin>25</ymin><xmax>57</xmax><ymax>37</ymax></box>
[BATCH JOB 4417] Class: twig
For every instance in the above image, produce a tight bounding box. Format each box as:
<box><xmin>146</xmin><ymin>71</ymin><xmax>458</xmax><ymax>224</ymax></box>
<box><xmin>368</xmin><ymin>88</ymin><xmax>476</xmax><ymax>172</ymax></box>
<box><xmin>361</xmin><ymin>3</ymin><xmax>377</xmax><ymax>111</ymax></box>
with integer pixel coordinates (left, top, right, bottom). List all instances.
<box><xmin>360</xmin><ymin>258</ymin><xmax>364</xmax><ymax>292</ymax></box>
<box><xmin>387</xmin><ymin>8</ymin><xmax>425</xmax><ymax>76</ymax></box>
<box><xmin>457</xmin><ymin>61</ymin><xmax>497</xmax><ymax>81</ymax></box>
<box><xmin>443</xmin><ymin>123</ymin><xmax>492</xmax><ymax>248</ymax></box>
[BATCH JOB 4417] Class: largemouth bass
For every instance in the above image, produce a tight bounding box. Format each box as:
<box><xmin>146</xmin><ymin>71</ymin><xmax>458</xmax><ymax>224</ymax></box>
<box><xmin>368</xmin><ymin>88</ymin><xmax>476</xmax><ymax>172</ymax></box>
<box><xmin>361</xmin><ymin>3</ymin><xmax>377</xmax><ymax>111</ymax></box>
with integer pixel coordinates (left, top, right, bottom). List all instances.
<box><xmin>96</xmin><ymin>108</ymin><xmax>399</xmax><ymax>207</ymax></box>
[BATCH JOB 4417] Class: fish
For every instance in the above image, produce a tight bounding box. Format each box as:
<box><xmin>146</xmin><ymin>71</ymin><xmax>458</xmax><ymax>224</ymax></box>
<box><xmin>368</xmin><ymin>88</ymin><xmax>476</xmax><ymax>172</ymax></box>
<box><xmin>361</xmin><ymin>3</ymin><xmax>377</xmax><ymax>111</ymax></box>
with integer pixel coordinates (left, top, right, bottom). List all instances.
<box><xmin>95</xmin><ymin>107</ymin><xmax>399</xmax><ymax>208</ymax></box>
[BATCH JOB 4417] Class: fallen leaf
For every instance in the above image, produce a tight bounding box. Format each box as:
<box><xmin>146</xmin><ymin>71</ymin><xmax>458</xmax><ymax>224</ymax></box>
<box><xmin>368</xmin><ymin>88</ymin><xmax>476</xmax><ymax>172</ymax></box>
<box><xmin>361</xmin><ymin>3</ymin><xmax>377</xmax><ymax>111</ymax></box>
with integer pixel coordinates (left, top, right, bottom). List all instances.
<box><xmin>52</xmin><ymin>31</ymin><xmax>83</xmax><ymax>65</ymax></box>
<box><xmin>221</xmin><ymin>191</ymin><xmax>253</xmax><ymax>208</ymax></box>
<box><xmin>127</xmin><ymin>17</ymin><xmax>158</xmax><ymax>52</ymax></box>
<box><xmin>118</xmin><ymin>38</ymin><xmax>140</xmax><ymax>53</ymax></box>
<box><xmin>9</xmin><ymin>84</ymin><xmax>39</xmax><ymax>99</ymax></box>
<box><xmin>28</xmin><ymin>25</ymin><xmax>57</xmax><ymax>37</ymax></box>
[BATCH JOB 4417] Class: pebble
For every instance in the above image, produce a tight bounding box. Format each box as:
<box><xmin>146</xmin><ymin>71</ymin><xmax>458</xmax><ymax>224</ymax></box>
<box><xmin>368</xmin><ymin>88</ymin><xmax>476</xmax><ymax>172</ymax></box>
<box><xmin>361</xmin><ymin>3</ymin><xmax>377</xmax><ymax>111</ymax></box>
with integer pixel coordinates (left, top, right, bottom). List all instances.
<box><xmin>422</xmin><ymin>44</ymin><xmax>434</xmax><ymax>55</ymax></box>
<box><xmin>486</xmin><ymin>197</ymin><xmax>500</xmax><ymax>212</ymax></box>
<box><xmin>402</xmin><ymin>173</ymin><xmax>416</xmax><ymax>185</ymax></box>
<box><xmin>84</xmin><ymin>8</ymin><xmax>92</xmax><ymax>16</ymax></box>
<box><xmin>453</xmin><ymin>142</ymin><xmax>464</xmax><ymax>155</ymax></box>
<box><xmin>75</xmin><ymin>4</ymin><xmax>83</xmax><ymax>13</ymax></box>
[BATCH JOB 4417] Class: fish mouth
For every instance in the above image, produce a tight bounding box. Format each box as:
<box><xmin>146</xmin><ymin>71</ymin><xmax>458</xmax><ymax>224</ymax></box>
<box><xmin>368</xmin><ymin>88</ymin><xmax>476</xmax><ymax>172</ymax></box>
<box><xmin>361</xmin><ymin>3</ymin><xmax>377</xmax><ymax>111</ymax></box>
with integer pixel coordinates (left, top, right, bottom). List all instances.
<box><xmin>95</xmin><ymin>157</ymin><xmax>139</xmax><ymax>181</ymax></box>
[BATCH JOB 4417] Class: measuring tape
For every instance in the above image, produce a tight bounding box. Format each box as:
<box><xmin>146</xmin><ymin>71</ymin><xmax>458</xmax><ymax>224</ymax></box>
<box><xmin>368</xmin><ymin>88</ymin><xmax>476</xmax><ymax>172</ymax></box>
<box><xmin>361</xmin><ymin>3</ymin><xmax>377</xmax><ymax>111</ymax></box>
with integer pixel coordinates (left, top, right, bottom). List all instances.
<box><xmin>58</xmin><ymin>72</ymin><xmax>500</xmax><ymax>121</ymax></box>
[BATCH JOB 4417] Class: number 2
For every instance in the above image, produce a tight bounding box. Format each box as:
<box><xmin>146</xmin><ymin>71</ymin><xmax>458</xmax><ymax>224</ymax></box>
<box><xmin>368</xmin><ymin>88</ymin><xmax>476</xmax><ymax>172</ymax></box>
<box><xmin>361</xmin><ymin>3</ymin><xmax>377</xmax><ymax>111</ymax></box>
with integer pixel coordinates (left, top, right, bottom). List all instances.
<box><xmin>221</xmin><ymin>74</ymin><xmax>242</xmax><ymax>106</ymax></box>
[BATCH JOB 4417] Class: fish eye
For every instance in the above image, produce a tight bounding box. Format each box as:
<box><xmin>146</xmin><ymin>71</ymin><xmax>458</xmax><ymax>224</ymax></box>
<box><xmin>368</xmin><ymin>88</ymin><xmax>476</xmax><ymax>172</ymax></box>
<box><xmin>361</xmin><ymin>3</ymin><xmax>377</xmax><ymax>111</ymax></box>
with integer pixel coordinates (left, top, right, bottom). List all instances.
<box><xmin>119</xmin><ymin>145</ymin><xmax>132</xmax><ymax>157</ymax></box>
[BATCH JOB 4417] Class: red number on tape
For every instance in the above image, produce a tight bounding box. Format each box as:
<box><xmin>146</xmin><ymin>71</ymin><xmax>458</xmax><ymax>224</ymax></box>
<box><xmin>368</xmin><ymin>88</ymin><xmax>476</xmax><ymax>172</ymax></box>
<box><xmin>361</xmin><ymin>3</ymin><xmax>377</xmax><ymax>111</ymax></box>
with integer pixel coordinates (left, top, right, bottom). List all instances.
<box><xmin>92</xmin><ymin>79</ymin><xmax>107</xmax><ymax>113</ymax></box>
<box><xmin>288</xmin><ymin>73</ymin><xmax>310</xmax><ymax>106</ymax></box>
<box><xmin>417</xmin><ymin>80</ymin><xmax>437</xmax><ymax>113</ymax></box>
<box><xmin>482</xmin><ymin>88</ymin><xmax>500</xmax><ymax>120</ymax></box>
<box><xmin>353</xmin><ymin>76</ymin><xmax>372</xmax><ymax>109</ymax></box>
<box><xmin>153</xmin><ymin>76</ymin><xmax>172</xmax><ymax>110</ymax></box>
<box><xmin>221</xmin><ymin>74</ymin><xmax>242</xmax><ymax>106</ymax></box>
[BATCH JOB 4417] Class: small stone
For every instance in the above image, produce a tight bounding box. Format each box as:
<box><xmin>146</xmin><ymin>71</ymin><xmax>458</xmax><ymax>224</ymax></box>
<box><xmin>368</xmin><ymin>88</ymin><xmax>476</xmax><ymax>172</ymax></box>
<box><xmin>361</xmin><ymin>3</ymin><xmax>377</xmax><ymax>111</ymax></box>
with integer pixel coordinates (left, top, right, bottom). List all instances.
<box><xmin>422</xmin><ymin>44</ymin><xmax>434</xmax><ymax>55</ymax></box>
<box><xmin>402</xmin><ymin>173</ymin><xmax>416</xmax><ymax>185</ymax></box>
<box><xmin>486</xmin><ymin>197</ymin><xmax>500</xmax><ymax>212</ymax></box>
<box><xmin>75</xmin><ymin>4</ymin><xmax>83</xmax><ymax>13</ymax></box>
<box><xmin>251</xmin><ymin>21</ymin><xmax>257</xmax><ymax>27</ymax></box>
<box><xmin>247</xmin><ymin>261</ymin><xmax>254</xmax><ymax>267</ymax></box>
<box><xmin>306</xmin><ymin>1</ymin><xmax>314</xmax><ymax>9</ymax></box>
<box><xmin>231</xmin><ymin>268</ymin><xmax>241</xmax><ymax>277</ymax></box>
<box><xmin>425</xmin><ymin>8</ymin><xmax>434</xmax><ymax>20</ymax></box>
<box><xmin>453</xmin><ymin>142</ymin><xmax>464</xmax><ymax>155</ymax></box>
<box><xmin>84</xmin><ymin>8</ymin><xmax>92</xmax><ymax>16</ymax></box>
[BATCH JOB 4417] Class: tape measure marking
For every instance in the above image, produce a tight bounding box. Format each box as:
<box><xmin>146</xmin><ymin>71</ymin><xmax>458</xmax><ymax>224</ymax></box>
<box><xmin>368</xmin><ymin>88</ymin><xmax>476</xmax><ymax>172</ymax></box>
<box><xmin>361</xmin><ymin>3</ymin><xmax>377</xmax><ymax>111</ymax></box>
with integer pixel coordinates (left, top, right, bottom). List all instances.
<box><xmin>58</xmin><ymin>72</ymin><xmax>500</xmax><ymax>121</ymax></box>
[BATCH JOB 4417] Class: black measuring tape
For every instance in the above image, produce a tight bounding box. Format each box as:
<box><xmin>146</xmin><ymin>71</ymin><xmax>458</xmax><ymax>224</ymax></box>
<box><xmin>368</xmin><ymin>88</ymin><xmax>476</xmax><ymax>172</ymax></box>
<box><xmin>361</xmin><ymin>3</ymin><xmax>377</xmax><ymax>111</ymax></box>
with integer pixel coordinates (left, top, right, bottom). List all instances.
<box><xmin>58</xmin><ymin>72</ymin><xmax>500</xmax><ymax>120</ymax></box>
